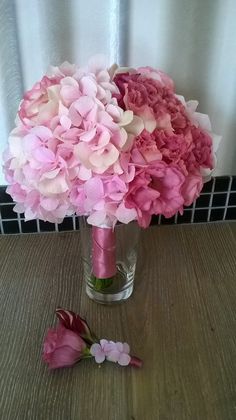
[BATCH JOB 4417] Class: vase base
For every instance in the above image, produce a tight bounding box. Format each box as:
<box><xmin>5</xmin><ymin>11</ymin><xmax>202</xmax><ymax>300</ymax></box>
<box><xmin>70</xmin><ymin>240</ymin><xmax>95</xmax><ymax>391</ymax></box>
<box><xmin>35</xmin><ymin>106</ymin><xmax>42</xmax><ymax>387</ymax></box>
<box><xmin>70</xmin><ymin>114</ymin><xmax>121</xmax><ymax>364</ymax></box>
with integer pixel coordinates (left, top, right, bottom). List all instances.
<box><xmin>86</xmin><ymin>283</ymin><xmax>134</xmax><ymax>304</ymax></box>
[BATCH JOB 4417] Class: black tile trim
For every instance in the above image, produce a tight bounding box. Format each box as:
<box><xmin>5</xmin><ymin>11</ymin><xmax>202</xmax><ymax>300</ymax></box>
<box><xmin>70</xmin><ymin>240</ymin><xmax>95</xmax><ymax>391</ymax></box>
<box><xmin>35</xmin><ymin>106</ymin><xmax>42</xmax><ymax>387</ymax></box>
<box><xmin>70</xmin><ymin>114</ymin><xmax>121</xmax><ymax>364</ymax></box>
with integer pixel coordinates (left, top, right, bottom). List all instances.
<box><xmin>0</xmin><ymin>176</ymin><xmax>236</xmax><ymax>234</ymax></box>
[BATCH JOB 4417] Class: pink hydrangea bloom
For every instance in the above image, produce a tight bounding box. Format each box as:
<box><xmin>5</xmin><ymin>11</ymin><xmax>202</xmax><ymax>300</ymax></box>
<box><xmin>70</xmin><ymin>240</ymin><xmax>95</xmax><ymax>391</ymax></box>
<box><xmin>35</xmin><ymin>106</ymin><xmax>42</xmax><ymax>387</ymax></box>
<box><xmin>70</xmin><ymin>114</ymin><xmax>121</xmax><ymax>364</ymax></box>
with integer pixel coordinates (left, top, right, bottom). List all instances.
<box><xmin>70</xmin><ymin>174</ymin><xmax>137</xmax><ymax>227</ymax></box>
<box><xmin>3</xmin><ymin>58</ymin><xmax>141</xmax><ymax>224</ymax></box>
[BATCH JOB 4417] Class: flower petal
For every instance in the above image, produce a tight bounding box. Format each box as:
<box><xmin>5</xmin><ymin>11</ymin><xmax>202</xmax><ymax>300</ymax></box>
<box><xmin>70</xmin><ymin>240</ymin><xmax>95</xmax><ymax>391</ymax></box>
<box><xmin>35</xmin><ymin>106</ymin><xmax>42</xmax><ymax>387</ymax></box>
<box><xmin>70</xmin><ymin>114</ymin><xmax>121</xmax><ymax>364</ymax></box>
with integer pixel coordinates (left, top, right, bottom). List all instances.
<box><xmin>118</xmin><ymin>353</ymin><xmax>131</xmax><ymax>366</ymax></box>
<box><xmin>90</xmin><ymin>343</ymin><xmax>101</xmax><ymax>356</ymax></box>
<box><xmin>74</xmin><ymin>96</ymin><xmax>95</xmax><ymax>117</ymax></box>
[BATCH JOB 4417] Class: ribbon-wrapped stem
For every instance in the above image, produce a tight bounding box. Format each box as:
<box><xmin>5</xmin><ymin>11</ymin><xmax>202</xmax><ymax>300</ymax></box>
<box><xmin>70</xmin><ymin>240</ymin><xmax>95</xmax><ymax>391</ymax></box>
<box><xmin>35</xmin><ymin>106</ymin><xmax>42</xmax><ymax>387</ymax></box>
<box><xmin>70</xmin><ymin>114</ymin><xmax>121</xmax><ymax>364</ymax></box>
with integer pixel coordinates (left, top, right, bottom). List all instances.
<box><xmin>92</xmin><ymin>226</ymin><xmax>117</xmax><ymax>290</ymax></box>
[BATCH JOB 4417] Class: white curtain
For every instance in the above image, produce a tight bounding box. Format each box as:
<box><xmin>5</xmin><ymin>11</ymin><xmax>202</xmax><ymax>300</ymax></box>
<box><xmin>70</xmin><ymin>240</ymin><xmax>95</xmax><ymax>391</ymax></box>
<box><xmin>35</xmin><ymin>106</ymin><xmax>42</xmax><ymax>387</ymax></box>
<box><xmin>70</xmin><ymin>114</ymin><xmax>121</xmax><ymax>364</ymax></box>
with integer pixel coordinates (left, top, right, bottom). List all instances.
<box><xmin>1</xmin><ymin>0</ymin><xmax>236</xmax><ymax>184</ymax></box>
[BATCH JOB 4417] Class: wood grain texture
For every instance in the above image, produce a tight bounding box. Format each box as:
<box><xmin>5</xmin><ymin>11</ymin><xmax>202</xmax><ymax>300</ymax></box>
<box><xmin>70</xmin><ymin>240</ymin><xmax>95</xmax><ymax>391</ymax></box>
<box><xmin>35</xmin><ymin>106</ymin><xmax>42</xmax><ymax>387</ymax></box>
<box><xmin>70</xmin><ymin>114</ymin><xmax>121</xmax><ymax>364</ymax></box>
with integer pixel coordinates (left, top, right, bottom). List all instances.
<box><xmin>0</xmin><ymin>223</ymin><xmax>236</xmax><ymax>420</ymax></box>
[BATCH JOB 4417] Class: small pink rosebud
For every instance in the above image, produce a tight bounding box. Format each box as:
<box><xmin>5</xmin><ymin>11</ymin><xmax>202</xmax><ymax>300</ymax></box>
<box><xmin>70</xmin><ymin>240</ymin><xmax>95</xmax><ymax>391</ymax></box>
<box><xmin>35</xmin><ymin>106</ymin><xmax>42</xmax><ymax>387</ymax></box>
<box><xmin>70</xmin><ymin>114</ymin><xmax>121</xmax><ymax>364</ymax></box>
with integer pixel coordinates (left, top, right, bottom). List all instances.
<box><xmin>56</xmin><ymin>308</ymin><xmax>96</xmax><ymax>345</ymax></box>
<box><xmin>43</xmin><ymin>324</ymin><xmax>87</xmax><ymax>369</ymax></box>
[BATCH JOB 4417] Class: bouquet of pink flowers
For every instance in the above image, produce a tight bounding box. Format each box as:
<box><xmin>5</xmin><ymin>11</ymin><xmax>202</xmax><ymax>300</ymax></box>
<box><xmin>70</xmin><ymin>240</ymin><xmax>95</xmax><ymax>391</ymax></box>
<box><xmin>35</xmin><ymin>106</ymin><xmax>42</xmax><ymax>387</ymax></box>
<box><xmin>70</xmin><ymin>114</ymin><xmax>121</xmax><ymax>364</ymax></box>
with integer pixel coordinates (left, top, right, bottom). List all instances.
<box><xmin>3</xmin><ymin>55</ymin><xmax>220</xmax><ymax>288</ymax></box>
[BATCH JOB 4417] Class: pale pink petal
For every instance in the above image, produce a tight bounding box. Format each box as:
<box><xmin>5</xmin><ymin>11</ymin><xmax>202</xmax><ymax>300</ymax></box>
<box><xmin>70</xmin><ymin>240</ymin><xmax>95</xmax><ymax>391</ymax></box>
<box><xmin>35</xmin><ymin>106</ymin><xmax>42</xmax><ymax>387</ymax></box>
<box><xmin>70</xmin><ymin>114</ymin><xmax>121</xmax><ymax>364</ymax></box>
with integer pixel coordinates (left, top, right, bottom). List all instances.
<box><xmin>68</xmin><ymin>105</ymin><xmax>82</xmax><ymax>127</ymax></box>
<box><xmin>97</xmin><ymin>70</ymin><xmax>110</xmax><ymax>83</ymax></box>
<box><xmin>61</xmin><ymin>76</ymin><xmax>79</xmax><ymax>87</ymax></box>
<box><xmin>156</xmin><ymin>113</ymin><xmax>173</xmax><ymax>131</ymax></box>
<box><xmin>40</xmin><ymin>197</ymin><xmax>59</xmax><ymax>211</ymax></box>
<box><xmin>41</xmin><ymin>168</ymin><xmax>60</xmax><ymax>179</ymax></box>
<box><xmin>78</xmin><ymin>165</ymin><xmax>92</xmax><ymax>181</ymax></box>
<box><xmin>115</xmin><ymin>342</ymin><xmax>124</xmax><ymax>352</ymax></box>
<box><xmin>87</xmin><ymin>210</ymin><xmax>107</xmax><ymax>226</ymax></box>
<box><xmin>31</xmin><ymin>126</ymin><xmax>52</xmax><ymax>140</ymax></box>
<box><xmin>74</xmin><ymin>96</ymin><xmax>95</xmax><ymax>117</ymax></box>
<box><xmin>60</xmin><ymin>85</ymin><xmax>80</xmax><ymax>104</ymax></box>
<box><xmin>39</xmin><ymin>174</ymin><xmax>68</xmax><ymax>195</ymax></box>
<box><xmin>47</xmin><ymin>85</ymin><xmax>61</xmax><ymax>101</ymax></box>
<box><xmin>13</xmin><ymin>203</ymin><xmax>25</xmax><ymax>213</ymax></box>
<box><xmin>84</xmin><ymin>178</ymin><xmax>104</xmax><ymax>200</ymax></box>
<box><xmin>92</xmin><ymin>130</ymin><xmax>110</xmax><ymax>150</ymax></box>
<box><xmin>116</xmin><ymin>203</ymin><xmax>137</xmax><ymax>224</ymax></box>
<box><xmin>25</xmin><ymin>207</ymin><xmax>37</xmax><ymax>220</ymax></box>
<box><xmin>97</xmin><ymin>110</ymin><xmax>115</xmax><ymax>129</ymax></box>
<box><xmin>58</xmin><ymin>101</ymin><xmax>69</xmax><ymax>116</ymax></box>
<box><xmin>94</xmin><ymin>352</ymin><xmax>106</xmax><ymax>364</ymax></box>
<box><xmin>211</xmin><ymin>133</ymin><xmax>221</xmax><ymax>153</ymax></box>
<box><xmin>106</xmin><ymin>104</ymin><xmax>122</xmax><ymax>121</ymax></box>
<box><xmin>186</xmin><ymin>99</ymin><xmax>198</xmax><ymax>113</ymax></box>
<box><xmin>89</xmin><ymin>145</ymin><xmax>119</xmax><ymax>169</ymax></box>
<box><xmin>60</xmin><ymin>115</ymin><xmax>71</xmax><ymax>130</ymax></box>
<box><xmin>124</xmin><ymin>115</ymin><xmax>144</xmax><ymax>136</ymax></box>
<box><xmin>175</xmin><ymin>94</ymin><xmax>186</xmax><ymax>106</ymax></box>
<box><xmin>119</xmin><ymin>110</ymin><xmax>134</xmax><ymax>127</ymax></box>
<box><xmin>122</xmin><ymin>343</ymin><xmax>130</xmax><ymax>354</ymax></box>
<box><xmin>32</xmin><ymin>147</ymin><xmax>55</xmax><ymax>163</ymax></box>
<box><xmin>80</xmin><ymin>76</ymin><xmax>97</xmax><ymax>96</ymax></box>
<box><xmin>86</xmin><ymin>104</ymin><xmax>99</xmax><ymax>122</ymax></box>
<box><xmin>116</xmin><ymin>128</ymin><xmax>127</xmax><ymax>149</ymax></box>
<box><xmin>122</xmin><ymin>134</ymin><xmax>135</xmax><ymax>152</ymax></box>
<box><xmin>74</xmin><ymin>142</ymin><xmax>93</xmax><ymax>169</ymax></box>
<box><xmin>106</xmin><ymin>350</ymin><xmax>120</xmax><ymax>363</ymax></box>
<box><xmin>23</xmin><ymin>134</ymin><xmax>41</xmax><ymax>153</ymax></box>
<box><xmin>141</xmin><ymin>108</ymin><xmax>157</xmax><ymax>133</ymax></box>
<box><xmin>118</xmin><ymin>353</ymin><xmax>131</xmax><ymax>366</ymax></box>
<box><xmin>90</xmin><ymin>343</ymin><xmax>101</xmax><ymax>356</ymax></box>
<box><xmin>100</xmin><ymin>339</ymin><xmax>109</xmax><ymax>348</ymax></box>
<box><xmin>80</xmin><ymin>128</ymin><xmax>96</xmax><ymax>142</ymax></box>
<box><xmin>194</xmin><ymin>112</ymin><xmax>212</xmax><ymax>131</ymax></box>
<box><xmin>93</xmin><ymin>200</ymin><xmax>106</xmax><ymax>211</ymax></box>
<box><xmin>38</xmin><ymin>100</ymin><xmax>58</xmax><ymax>123</ymax></box>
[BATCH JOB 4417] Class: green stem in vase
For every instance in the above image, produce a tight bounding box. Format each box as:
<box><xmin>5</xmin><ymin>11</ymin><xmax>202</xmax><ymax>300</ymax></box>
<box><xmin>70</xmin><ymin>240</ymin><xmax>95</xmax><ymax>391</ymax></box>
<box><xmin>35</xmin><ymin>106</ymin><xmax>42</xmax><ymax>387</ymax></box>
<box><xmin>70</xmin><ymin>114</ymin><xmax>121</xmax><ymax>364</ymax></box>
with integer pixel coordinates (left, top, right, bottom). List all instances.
<box><xmin>91</xmin><ymin>274</ymin><xmax>114</xmax><ymax>291</ymax></box>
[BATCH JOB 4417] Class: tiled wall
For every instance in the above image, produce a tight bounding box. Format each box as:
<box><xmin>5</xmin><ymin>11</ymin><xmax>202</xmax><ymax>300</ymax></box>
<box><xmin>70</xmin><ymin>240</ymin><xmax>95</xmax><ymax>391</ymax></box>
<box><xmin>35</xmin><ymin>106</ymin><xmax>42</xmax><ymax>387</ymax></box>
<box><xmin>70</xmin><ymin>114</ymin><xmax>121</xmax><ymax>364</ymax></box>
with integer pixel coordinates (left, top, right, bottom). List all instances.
<box><xmin>0</xmin><ymin>176</ymin><xmax>235</xmax><ymax>235</ymax></box>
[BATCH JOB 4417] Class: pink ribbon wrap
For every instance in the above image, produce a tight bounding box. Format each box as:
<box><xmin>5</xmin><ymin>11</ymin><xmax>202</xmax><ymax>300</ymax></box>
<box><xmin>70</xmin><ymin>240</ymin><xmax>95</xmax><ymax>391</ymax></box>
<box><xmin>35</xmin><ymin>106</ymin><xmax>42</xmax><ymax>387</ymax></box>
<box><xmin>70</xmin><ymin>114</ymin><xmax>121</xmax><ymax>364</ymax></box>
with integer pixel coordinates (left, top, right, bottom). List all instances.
<box><xmin>92</xmin><ymin>226</ymin><xmax>116</xmax><ymax>278</ymax></box>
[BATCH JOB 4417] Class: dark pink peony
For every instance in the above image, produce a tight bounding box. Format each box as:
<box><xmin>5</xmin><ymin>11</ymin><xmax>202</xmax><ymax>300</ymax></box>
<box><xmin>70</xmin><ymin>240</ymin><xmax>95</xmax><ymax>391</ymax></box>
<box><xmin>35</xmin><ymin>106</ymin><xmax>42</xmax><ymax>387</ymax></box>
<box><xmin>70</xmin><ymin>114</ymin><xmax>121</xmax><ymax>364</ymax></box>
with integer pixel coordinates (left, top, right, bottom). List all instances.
<box><xmin>190</xmin><ymin>126</ymin><xmax>214</xmax><ymax>170</ymax></box>
<box><xmin>154</xmin><ymin>128</ymin><xmax>193</xmax><ymax>174</ymax></box>
<box><xmin>123</xmin><ymin>78</ymin><xmax>149</xmax><ymax>115</ymax></box>
<box><xmin>113</xmin><ymin>73</ymin><xmax>157</xmax><ymax>132</ymax></box>
<box><xmin>125</xmin><ymin>161</ymin><xmax>185</xmax><ymax>227</ymax></box>
<box><xmin>114</xmin><ymin>71</ymin><xmax>190</xmax><ymax>134</ymax></box>
<box><xmin>131</xmin><ymin>129</ymin><xmax>162</xmax><ymax>164</ymax></box>
<box><xmin>43</xmin><ymin>324</ymin><xmax>87</xmax><ymax>369</ymax></box>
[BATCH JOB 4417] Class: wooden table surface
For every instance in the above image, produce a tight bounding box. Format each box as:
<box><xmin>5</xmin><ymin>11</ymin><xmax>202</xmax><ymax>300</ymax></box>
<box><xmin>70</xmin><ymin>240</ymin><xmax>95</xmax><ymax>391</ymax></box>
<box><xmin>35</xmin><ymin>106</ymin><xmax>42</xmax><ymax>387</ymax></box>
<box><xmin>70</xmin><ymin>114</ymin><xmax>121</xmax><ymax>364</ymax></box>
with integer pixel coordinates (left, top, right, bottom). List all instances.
<box><xmin>0</xmin><ymin>223</ymin><xmax>236</xmax><ymax>420</ymax></box>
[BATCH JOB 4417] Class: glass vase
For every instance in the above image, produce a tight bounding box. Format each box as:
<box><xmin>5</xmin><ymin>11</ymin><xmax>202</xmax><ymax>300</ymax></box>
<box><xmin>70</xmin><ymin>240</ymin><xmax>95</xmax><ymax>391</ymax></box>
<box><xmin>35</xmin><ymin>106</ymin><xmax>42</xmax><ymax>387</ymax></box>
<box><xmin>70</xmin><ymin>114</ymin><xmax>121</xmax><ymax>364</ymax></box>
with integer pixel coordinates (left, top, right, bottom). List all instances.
<box><xmin>80</xmin><ymin>217</ymin><xmax>140</xmax><ymax>304</ymax></box>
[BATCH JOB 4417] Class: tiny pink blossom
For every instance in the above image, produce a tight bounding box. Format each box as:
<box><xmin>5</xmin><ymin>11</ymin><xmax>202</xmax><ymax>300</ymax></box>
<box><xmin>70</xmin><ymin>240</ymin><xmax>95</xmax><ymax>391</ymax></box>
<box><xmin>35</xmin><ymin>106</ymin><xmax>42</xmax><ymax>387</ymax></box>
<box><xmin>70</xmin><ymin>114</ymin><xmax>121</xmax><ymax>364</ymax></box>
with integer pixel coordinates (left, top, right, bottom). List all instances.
<box><xmin>90</xmin><ymin>339</ymin><xmax>131</xmax><ymax>366</ymax></box>
<box><xmin>90</xmin><ymin>339</ymin><xmax>108</xmax><ymax>363</ymax></box>
<box><xmin>105</xmin><ymin>341</ymin><xmax>131</xmax><ymax>366</ymax></box>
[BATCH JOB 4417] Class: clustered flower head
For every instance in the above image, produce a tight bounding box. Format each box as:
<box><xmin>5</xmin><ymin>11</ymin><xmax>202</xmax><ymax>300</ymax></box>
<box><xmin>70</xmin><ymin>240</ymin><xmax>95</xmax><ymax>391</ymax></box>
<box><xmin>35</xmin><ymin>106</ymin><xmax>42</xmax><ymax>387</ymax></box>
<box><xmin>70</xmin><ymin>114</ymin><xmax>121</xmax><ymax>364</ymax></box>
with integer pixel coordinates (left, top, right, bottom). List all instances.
<box><xmin>43</xmin><ymin>308</ymin><xmax>142</xmax><ymax>369</ymax></box>
<box><xmin>3</xmin><ymin>55</ymin><xmax>220</xmax><ymax>228</ymax></box>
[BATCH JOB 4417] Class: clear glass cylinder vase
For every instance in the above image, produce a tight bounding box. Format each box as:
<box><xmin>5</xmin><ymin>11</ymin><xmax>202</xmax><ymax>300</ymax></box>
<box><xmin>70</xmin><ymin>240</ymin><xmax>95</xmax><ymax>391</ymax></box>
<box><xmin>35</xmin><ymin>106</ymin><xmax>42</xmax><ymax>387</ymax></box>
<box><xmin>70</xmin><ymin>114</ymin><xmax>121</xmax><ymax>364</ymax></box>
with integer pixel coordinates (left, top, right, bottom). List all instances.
<box><xmin>80</xmin><ymin>217</ymin><xmax>140</xmax><ymax>304</ymax></box>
